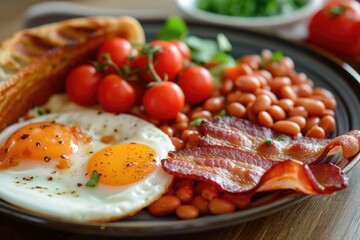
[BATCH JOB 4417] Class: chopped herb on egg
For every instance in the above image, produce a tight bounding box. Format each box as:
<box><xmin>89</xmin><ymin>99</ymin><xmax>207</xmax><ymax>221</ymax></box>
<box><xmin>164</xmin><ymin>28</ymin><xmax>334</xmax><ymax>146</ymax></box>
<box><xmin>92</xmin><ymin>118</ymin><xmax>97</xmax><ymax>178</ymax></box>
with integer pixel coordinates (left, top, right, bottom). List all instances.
<box><xmin>276</xmin><ymin>135</ymin><xmax>285</xmax><ymax>141</ymax></box>
<box><xmin>86</xmin><ymin>170</ymin><xmax>100</xmax><ymax>187</ymax></box>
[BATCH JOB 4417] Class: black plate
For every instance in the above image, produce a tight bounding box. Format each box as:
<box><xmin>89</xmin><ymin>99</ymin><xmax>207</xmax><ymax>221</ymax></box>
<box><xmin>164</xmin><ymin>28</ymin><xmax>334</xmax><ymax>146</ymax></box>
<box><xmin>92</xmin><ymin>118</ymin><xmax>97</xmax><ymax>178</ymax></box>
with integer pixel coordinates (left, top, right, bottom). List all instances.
<box><xmin>1</xmin><ymin>20</ymin><xmax>360</xmax><ymax>237</ymax></box>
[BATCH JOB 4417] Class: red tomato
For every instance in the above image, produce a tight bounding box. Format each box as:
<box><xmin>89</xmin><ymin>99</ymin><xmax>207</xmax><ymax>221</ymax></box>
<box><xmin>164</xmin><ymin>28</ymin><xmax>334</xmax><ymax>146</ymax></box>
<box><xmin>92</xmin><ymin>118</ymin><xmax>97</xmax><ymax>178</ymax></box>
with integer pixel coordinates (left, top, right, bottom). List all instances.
<box><xmin>131</xmin><ymin>40</ymin><xmax>183</xmax><ymax>82</ymax></box>
<box><xmin>97</xmin><ymin>74</ymin><xmax>136</xmax><ymax>113</ymax></box>
<box><xmin>177</xmin><ymin>66</ymin><xmax>214</xmax><ymax>104</ymax></box>
<box><xmin>308</xmin><ymin>0</ymin><xmax>360</xmax><ymax>58</ymax></box>
<box><xmin>142</xmin><ymin>81</ymin><xmax>185</xmax><ymax>120</ymax></box>
<box><xmin>97</xmin><ymin>38</ymin><xmax>132</xmax><ymax>68</ymax></box>
<box><xmin>170</xmin><ymin>40</ymin><xmax>191</xmax><ymax>61</ymax></box>
<box><xmin>65</xmin><ymin>64</ymin><xmax>102</xmax><ymax>106</ymax></box>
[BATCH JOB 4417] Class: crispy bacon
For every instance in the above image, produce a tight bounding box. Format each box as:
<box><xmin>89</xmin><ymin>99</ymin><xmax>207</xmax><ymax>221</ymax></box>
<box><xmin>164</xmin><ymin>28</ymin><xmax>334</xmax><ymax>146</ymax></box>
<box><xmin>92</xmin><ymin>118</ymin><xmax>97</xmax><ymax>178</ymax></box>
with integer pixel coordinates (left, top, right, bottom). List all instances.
<box><xmin>200</xmin><ymin>117</ymin><xmax>360</xmax><ymax>164</ymax></box>
<box><xmin>161</xmin><ymin>118</ymin><xmax>359</xmax><ymax>194</ymax></box>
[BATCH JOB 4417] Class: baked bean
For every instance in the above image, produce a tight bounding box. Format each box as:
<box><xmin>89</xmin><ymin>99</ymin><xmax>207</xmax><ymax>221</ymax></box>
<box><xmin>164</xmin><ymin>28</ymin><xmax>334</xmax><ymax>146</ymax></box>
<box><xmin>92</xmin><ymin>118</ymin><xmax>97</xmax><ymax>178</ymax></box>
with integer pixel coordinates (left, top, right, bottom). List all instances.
<box><xmin>235</xmin><ymin>75</ymin><xmax>261</xmax><ymax>93</ymax></box>
<box><xmin>323</xmin><ymin>109</ymin><xmax>335</xmax><ymax>117</ymax></box>
<box><xmin>190</xmin><ymin>110</ymin><xmax>213</xmax><ymax>121</ymax></box>
<box><xmin>318</xmin><ymin>115</ymin><xmax>336</xmax><ymax>135</ymax></box>
<box><xmin>148</xmin><ymin>196</ymin><xmax>181</xmax><ymax>217</ymax></box>
<box><xmin>295</xmin><ymin>98</ymin><xmax>326</xmax><ymax>116</ymax></box>
<box><xmin>253</xmin><ymin>74</ymin><xmax>268</xmax><ymax>88</ymax></box>
<box><xmin>220</xmin><ymin>79</ymin><xmax>234</xmax><ymax>94</ymax></box>
<box><xmin>266</xmin><ymin>56</ymin><xmax>294</xmax><ymax>77</ymax></box>
<box><xmin>221</xmin><ymin>193</ymin><xmax>250</xmax><ymax>209</ymax></box>
<box><xmin>268</xmin><ymin>77</ymin><xmax>291</xmax><ymax>94</ymax></box>
<box><xmin>238</xmin><ymin>93</ymin><xmax>257</xmax><ymax>105</ymax></box>
<box><xmin>313</xmin><ymin>87</ymin><xmax>334</xmax><ymax>98</ymax></box>
<box><xmin>226</xmin><ymin>102</ymin><xmax>247</xmax><ymax>118</ymax></box>
<box><xmin>258</xmin><ymin>111</ymin><xmax>274</xmax><ymax>128</ymax></box>
<box><xmin>176</xmin><ymin>112</ymin><xmax>189</xmax><ymax>123</ymax></box>
<box><xmin>267</xmin><ymin>105</ymin><xmax>286</xmax><ymax>121</ymax></box>
<box><xmin>175</xmin><ymin>179</ymin><xmax>194</xmax><ymax>189</ymax></box>
<box><xmin>302</xmin><ymin>117</ymin><xmax>320</xmax><ymax>134</ymax></box>
<box><xmin>208</xmin><ymin>198</ymin><xmax>236</xmax><ymax>215</ymax></box>
<box><xmin>175</xmin><ymin>186</ymin><xmax>194</xmax><ymax>204</ymax></box>
<box><xmin>246</xmin><ymin>101</ymin><xmax>258</xmax><ymax>123</ymax></box>
<box><xmin>201</xmin><ymin>187</ymin><xmax>219</xmax><ymax>201</ymax></box>
<box><xmin>273</xmin><ymin>120</ymin><xmax>301</xmax><ymax>135</ymax></box>
<box><xmin>239</xmin><ymin>55</ymin><xmax>261</xmax><ymax>70</ymax></box>
<box><xmin>181</xmin><ymin>104</ymin><xmax>191</xmax><ymax>115</ymax></box>
<box><xmin>173</xmin><ymin>122</ymin><xmax>188</xmax><ymax>133</ymax></box>
<box><xmin>288</xmin><ymin>106</ymin><xmax>309</xmax><ymax>118</ymax></box>
<box><xmin>252</xmin><ymin>94</ymin><xmax>272</xmax><ymax>114</ymax></box>
<box><xmin>159</xmin><ymin>125</ymin><xmax>174</xmax><ymax>137</ymax></box>
<box><xmin>170</xmin><ymin>137</ymin><xmax>185</xmax><ymax>150</ymax></box>
<box><xmin>226</xmin><ymin>91</ymin><xmax>243</xmax><ymax>103</ymax></box>
<box><xmin>176</xmin><ymin>205</ymin><xmax>199</xmax><ymax>219</ymax></box>
<box><xmin>191</xmin><ymin>195</ymin><xmax>209</xmax><ymax>215</ymax></box>
<box><xmin>279</xmin><ymin>85</ymin><xmax>297</xmax><ymax>100</ymax></box>
<box><xmin>195</xmin><ymin>182</ymin><xmax>217</xmax><ymax>195</ymax></box>
<box><xmin>254</xmin><ymin>69</ymin><xmax>272</xmax><ymax>82</ymax></box>
<box><xmin>305</xmin><ymin>125</ymin><xmax>326</xmax><ymax>138</ymax></box>
<box><xmin>203</xmin><ymin>96</ymin><xmax>225</xmax><ymax>113</ymax></box>
<box><xmin>287</xmin><ymin>116</ymin><xmax>307</xmax><ymax>129</ymax></box>
<box><xmin>291</xmin><ymin>72</ymin><xmax>308</xmax><ymax>85</ymax></box>
<box><xmin>222</xmin><ymin>64</ymin><xmax>253</xmax><ymax>82</ymax></box>
<box><xmin>181</xmin><ymin>129</ymin><xmax>200</xmax><ymax>143</ymax></box>
<box><xmin>255</xmin><ymin>89</ymin><xmax>278</xmax><ymax>104</ymax></box>
<box><xmin>277</xmin><ymin>98</ymin><xmax>294</xmax><ymax>112</ymax></box>
<box><xmin>310</xmin><ymin>94</ymin><xmax>337</xmax><ymax>110</ymax></box>
<box><xmin>295</xmin><ymin>83</ymin><xmax>313</xmax><ymax>97</ymax></box>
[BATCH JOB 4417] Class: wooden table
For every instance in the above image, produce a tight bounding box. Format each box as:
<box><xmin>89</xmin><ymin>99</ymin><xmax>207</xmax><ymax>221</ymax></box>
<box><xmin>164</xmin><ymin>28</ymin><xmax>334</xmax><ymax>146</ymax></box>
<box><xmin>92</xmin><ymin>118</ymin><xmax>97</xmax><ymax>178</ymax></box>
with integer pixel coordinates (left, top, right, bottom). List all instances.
<box><xmin>0</xmin><ymin>1</ymin><xmax>359</xmax><ymax>239</ymax></box>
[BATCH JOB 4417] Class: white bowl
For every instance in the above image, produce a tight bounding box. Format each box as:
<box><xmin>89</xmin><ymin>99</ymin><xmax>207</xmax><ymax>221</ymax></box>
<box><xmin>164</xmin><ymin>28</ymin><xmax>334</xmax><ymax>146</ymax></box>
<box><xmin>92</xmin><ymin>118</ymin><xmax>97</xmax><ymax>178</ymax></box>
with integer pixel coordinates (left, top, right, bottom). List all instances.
<box><xmin>176</xmin><ymin>0</ymin><xmax>324</xmax><ymax>28</ymax></box>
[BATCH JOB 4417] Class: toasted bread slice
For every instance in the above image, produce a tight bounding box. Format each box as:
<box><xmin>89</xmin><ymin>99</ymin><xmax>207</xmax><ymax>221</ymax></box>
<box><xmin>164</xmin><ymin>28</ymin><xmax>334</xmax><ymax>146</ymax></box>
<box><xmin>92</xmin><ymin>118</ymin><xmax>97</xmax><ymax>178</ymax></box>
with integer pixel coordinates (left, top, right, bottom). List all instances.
<box><xmin>0</xmin><ymin>16</ymin><xmax>145</xmax><ymax>131</ymax></box>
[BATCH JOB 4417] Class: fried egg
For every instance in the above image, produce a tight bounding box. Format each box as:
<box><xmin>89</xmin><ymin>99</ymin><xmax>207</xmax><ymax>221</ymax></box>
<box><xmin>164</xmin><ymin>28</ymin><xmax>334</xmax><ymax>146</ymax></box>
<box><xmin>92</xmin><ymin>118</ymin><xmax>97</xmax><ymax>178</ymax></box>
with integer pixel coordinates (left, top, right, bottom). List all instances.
<box><xmin>0</xmin><ymin>109</ymin><xmax>174</xmax><ymax>222</ymax></box>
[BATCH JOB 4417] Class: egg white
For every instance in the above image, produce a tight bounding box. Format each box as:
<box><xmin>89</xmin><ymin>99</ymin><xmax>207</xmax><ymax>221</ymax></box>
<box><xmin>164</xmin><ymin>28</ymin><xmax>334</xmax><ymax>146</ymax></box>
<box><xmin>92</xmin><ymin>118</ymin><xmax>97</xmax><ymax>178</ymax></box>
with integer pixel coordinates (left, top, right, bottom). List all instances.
<box><xmin>0</xmin><ymin>109</ymin><xmax>174</xmax><ymax>222</ymax></box>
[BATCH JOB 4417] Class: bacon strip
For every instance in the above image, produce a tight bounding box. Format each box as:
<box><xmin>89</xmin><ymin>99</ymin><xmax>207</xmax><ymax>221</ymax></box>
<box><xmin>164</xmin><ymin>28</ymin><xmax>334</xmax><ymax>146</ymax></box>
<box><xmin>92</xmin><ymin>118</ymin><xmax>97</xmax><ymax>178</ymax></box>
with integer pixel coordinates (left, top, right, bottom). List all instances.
<box><xmin>162</xmin><ymin>146</ymin><xmax>349</xmax><ymax>194</ymax></box>
<box><xmin>161</xmin><ymin>118</ymin><xmax>359</xmax><ymax>194</ymax></box>
<box><xmin>200</xmin><ymin>117</ymin><xmax>360</xmax><ymax>164</ymax></box>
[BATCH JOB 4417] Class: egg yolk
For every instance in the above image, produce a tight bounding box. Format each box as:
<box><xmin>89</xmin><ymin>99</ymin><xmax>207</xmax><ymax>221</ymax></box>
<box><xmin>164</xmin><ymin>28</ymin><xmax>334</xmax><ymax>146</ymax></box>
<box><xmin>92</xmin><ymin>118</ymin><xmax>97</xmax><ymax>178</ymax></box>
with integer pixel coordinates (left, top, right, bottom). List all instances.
<box><xmin>87</xmin><ymin>143</ymin><xmax>157</xmax><ymax>186</ymax></box>
<box><xmin>0</xmin><ymin>122</ymin><xmax>79</xmax><ymax>169</ymax></box>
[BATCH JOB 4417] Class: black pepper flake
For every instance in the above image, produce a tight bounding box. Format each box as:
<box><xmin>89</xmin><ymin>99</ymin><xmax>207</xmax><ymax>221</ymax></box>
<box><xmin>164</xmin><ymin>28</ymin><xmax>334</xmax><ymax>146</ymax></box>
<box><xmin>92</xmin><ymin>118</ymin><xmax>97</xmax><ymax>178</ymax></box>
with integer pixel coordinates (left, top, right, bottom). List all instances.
<box><xmin>77</xmin><ymin>183</ymin><xmax>83</xmax><ymax>187</ymax></box>
<box><xmin>4</xmin><ymin>148</ymin><xmax>9</xmax><ymax>153</ymax></box>
<box><xmin>114</xmin><ymin>128</ymin><xmax>118</xmax><ymax>132</ymax></box>
<box><xmin>60</xmin><ymin>155</ymin><xmax>68</xmax><ymax>159</ymax></box>
<box><xmin>58</xmin><ymin>140</ymin><xmax>64</xmax><ymax>144</ymax></box>
<box><xmin>47</xmin><ymin>177</ymin><xmax>53</xmax><ymax>181</ymax></box>
<box><xmin>89</xmin><ymin>151</ymin><xmax>94</xmax><ymax>154</ymax></box>
<box><xmin>20</xmin><ymin>134</ymin><xmax>30</xmax><ymax>140</ymax></box>
<box><xmin>40</xmin><ymin>124</ymin><xmax>50</xmax><ymax>129</ymax></box>
<box><xmin>44</xmin><ymin>156</ymin><xmax>51</xmax><ymax>162</ymax></box>
<box><xmin>35</xmin><ymin>142</ymin><xmax>42</xmax><ymax>147</ymax></box>
<box><xmin>55</xmin><ymin>135</ymin><xmax>60</xmax><ymax>138</ymax></box>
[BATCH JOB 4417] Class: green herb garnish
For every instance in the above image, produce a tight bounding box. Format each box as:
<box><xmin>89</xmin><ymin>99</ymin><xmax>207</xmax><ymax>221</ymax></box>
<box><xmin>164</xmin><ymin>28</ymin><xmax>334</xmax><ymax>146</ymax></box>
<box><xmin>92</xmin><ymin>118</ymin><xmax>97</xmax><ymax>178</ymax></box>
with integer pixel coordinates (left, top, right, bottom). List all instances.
<box><xmin>271</xmin><ymin>51</ymin><xmax>283</xmax><ymax>62</ymax></box>
<box><xmin>190</xmin><ymin>118</ymin><xmax>206</xmax><ymax>127</ymax></box>
<box><xmin>264</xmin><ymin>138</ymin><xmax>273</xmax><ymax>145</ymax></box>
<box><xmin>86</xmin><ymin>170</ymin><xmax>100</xmax><ymax>187</ymax></box>
<box><xmin>157</xmin><ymin>15</ymin><xmax>189</xmax><ymax>40</ymax></box>
<box><xmin>276</xmin><ymin>135</ymin><xmax>285</xmax><ymax>141</ymax></box>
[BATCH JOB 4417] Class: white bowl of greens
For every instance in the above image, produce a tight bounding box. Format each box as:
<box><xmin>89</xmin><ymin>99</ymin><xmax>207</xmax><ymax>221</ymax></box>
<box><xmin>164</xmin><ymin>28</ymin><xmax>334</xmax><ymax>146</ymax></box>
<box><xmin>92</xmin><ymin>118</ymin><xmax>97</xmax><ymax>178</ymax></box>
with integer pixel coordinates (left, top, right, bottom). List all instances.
<box><xmin>176</xmin><ymin>0</ymin><xmax>324</xmax><ymax>28</ymax></box>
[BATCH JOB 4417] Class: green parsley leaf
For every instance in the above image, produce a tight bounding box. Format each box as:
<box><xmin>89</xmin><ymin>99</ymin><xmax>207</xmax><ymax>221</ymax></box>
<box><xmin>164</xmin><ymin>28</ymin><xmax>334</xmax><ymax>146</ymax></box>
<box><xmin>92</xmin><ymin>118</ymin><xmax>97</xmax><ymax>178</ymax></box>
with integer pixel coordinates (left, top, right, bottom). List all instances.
<box><xmin>276</xmin><ymin>135</ymin><xmax>285</xmax><ymax>141</ymax></box>
<box><xmin>183</xmin><ymin>35</ymin><xmax>218</xmax><ymax>63</ymax></box>
<box><xmin>86</xmin><ymin>170</ymin><xmax>100</xmax><ymax>187</ymax></box>
<box><xmin>264</xmin><ymin>138</ymin><xmax>273</xmax><ymax>145</ymax></box>
<box><xmin>157</xmin><ymin>15</ymin><xmax>188</xmax><ymax>40</ymax></box>
<box><xmin>190</xmin><ymin>118</ymin><xmax>206</xmax><ymax>127</ymax></box>
<box><xmin>271</xmin><ymin>51</ymin><xmax>283</xmax><ymax>62</ymax></box>
<box><xmin>215</xmin><ymin>109</ymin><xmax>227</xmax><ymax>117</ymax></box>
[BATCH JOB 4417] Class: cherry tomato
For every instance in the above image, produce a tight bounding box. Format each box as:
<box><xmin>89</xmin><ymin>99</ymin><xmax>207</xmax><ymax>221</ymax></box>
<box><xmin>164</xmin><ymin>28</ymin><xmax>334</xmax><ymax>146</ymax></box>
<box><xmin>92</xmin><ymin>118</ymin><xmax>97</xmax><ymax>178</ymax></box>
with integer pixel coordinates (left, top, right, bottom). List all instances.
<box><xmin>142</xmin><ymin>81</ymin><xmax>185</xmax><ymax>120</ymax></box>
<box><xmin>308</xmin><ymin>0</ymin><xmax>360</xmax><ymax>58</ymax></box>
<box><xmin>177</xmin><ymin>66</ymin><xmax>214</xmax><ymax>104</ymax></box>
<box><xmin>131</xmin><ymin>40</ymin><xmax>183</xmax><ymax>82</ymax></box>
<box><xmin>65</xmin><ymin>64</ymin><xmax>102</xmax><ymax>106</ymax></box>
<box><xmin>97</xmin><ymin>74</ymin><xmax>136</xmax><ymax>113</ymax></box>
<box><xmin>170</xmin><ymin>40</ymin><xmax>191</xmax><ymax>61</ymax></box>
<box><xmin>97</xmin><ymin>38</ymin><xmax>132</xmax><ymax>68</ymax></box>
